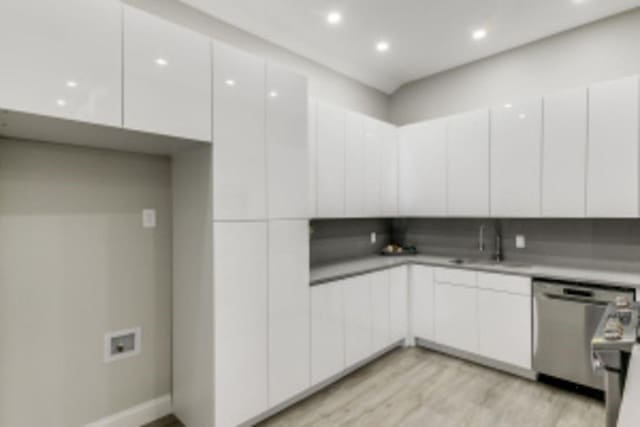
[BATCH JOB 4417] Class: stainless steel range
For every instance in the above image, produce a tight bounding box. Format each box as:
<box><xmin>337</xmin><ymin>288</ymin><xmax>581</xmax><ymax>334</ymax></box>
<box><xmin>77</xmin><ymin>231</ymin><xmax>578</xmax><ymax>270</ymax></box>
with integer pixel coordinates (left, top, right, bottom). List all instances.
<box><xmin>591</xmin><ymin>297</ymin><xmax>639</xmax><ymax>427</ymax></box>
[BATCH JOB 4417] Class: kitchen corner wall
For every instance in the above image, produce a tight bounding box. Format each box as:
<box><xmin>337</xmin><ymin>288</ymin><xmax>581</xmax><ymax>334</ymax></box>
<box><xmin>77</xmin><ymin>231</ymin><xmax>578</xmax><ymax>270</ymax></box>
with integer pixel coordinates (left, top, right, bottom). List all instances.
<box><xmin>0</xmin><ymin>139</ymin><xmax>171</xmax><ymax>427</ymax></box>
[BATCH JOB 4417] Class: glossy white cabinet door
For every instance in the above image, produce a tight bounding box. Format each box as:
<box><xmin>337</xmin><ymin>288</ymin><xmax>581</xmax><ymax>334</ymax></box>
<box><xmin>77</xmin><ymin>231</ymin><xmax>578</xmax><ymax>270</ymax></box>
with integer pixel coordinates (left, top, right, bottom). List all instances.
<box><xmin>311</xmin><ymin>282</ymin><xmax>344</xmax><ymax>385</ymax></box>
<box><xmin>587</xmin><ymin>76</ymin><xmax>640</xmax><ymax>217</ymax></box>
<box><xmin>399</xmin><ymin>119</ymin><xmax>447</xmax><ymax>216</ymax></box>
<box><xmin>490</xmin><ymin>99</ymin><xmax>543</xmax><ymax>217</ymax></box>
<box><xmin>213</xmin><ymin>43</ymin><xmax>266</xmax><ymax>220</ymax></box>
<box><xmin>214</xmin><ymin>222</ymin><xmax>268</xmax><ymax>427</ymax></box>
<box><xmin>344</xmin><ymin>275</ymin><xmax>373</xmax><ymax>367</ymax></box>
<box><xmin>543</xmin><ymin>88</ymin><xmax>588</xmax><ymax>217</ymax></box>
<box><xmin>266</xmin><ymin>63</ymin><xmax>308</xmax><ymax>219</ymax></box>
<box><xmin>123</xmin><ymin>6</ymin><xmax>211</xmax><ymax>141</ymax></box>
<box><xmin>389</xmin><ymin>266</ymin><xmax>408</xmax><ymax>343</ymax></box>
<box><xmin>411</xmin><ymin>265</ymin><xmax>435</xmax><ymax>341</ymax></box>
<box><xmin>371</xmin><ymin>270</ymin><xmax>390</xmax><ymax>352</ymax></box>
<box><xmin>345</xmin><ymin>112</ymin><xmax>366</xmax><ymax>217</ymax></box>
<box><xmin>447</xmin><ymin>109</ymin><xmax>490</xmax><ymax>216</ymax></box>
<box><xmin>317</xmin><ymin>103</ymin><xmax>346</xmax><ymax>217</ymax></box>
<box><xmin>0</xmin><ymin>0</ymin><xmax>121</xmax><ymax>126</ymax></box>
<box><xmin>364</xmin><ymin>118</ymin><xmax>383</xmax><ymax>217</ymax></box>
<box><xmin>434</xmin><ymin>283</ymin><xmax>478</xmax><ymax>353</ymax></box>
<box><xmin>478</xmin><ymin>289</ymin><xmax>532</xmax><ymax>369</ymax></box>
<box><xmin>380</xmin><ymin>123</ymin><xmax>399</xmax><ymax>217</ymax></box>
<box><xmin>268</xmin><ymin>220</ymin><xmax>310</xmax><ymax>407</ymax></box>
<box><xmin>308</xmin><ymin>99</ymin><xmax>318</xmax><ymax>217</ymax></box>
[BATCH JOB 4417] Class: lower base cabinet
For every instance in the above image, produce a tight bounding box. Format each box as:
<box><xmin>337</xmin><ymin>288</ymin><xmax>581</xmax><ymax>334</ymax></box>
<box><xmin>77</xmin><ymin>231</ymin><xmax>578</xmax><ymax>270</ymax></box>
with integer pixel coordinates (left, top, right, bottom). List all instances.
<box><xmin>411</xmin><ymin>265</ymin><xmax>435</xmax><ymax>340</ymax></box>
<box><xmin>434</xmin><ymin>282</ymin><xmax>478</xmax><ymax>354</ymax></box>
<box><xmin>389</xmin><ymin>266</ymin><xmax>408</xmax><ymax>343</ymax></box>
<box><xmin>344</xmin><ymin>275</ymin><xmax>373</xmax><ymax>366</ymax></box>
<box><xmin>371</xmin><ymin>270</ymin><xmax>391</xmax><ymax>352</ymax></box>
<box><xmin>311</xmin><ymin>281</ymin><xmax>345</xmax><ymax>385</ymax></box>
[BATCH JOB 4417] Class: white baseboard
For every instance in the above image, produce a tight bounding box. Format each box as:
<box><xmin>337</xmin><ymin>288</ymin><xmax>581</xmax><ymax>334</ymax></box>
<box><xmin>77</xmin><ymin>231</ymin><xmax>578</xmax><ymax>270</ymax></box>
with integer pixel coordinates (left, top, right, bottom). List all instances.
<box><xmin>85</xmin><ymin>394</ymin><xmax>172</xmax><ymax>427</ymax></box>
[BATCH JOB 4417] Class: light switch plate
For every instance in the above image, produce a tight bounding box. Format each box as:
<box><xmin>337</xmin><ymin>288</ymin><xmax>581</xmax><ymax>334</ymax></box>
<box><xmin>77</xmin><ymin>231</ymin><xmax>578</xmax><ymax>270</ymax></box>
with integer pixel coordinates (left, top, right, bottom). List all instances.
<box><xmin>370</xmin><ymin>232</ymin><xmax>377</xmax><ymax>244</ymax></box>
<box><xmin>515</xmin><ymin>235</ymin><xmax>526</xmax><ymax>249</ymax></box>
<box><xmin>142</xmin><ymin>209</ymin><xmax>156</xmax><ymax>229</ymax></box>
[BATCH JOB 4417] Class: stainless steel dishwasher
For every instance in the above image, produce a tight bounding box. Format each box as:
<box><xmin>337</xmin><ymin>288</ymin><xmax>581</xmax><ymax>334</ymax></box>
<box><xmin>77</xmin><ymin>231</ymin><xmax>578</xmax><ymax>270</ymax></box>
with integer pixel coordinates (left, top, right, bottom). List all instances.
<box><xmin>533</xmin><ymin>279</ymin><xmax>635</xmax><ymax>390</ymax></box>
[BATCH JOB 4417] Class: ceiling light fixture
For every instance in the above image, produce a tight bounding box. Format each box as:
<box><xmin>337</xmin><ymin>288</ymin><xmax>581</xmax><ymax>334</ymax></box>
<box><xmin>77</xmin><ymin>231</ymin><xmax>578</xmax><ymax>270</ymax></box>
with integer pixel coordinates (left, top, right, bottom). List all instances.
<box><xmin>504</xmin><ymin>103</ymin><xmax>513</xmax><ymax>109</ymax></box>
<box><xmin>56</xmin><ymin>99</ymin><xmax>67</xmax><ymax>107</ymax></box>
<box><xmin>375</xmin><ymin>41</ymin><xmax>390</xmax><ymax>53</ymax></box>
<box><xmin>269</xmin><ymin>90</ymin><xmax>279</xmax><ymax>98</ymax></box>
<box><xmin>326</xmin><ymin>11</ymin><xmax>342</xmax><ymax>25</ymax></box>
<box><xmin>225</xmin><ymin>79</ymin><xmax>236</xmax><ymax>86</ymax></box>
<box><xmin>472</xmin><ymin>28</ymin><xmax>488</xmax><ymax>40</ymax></box>
<box><xmin>518</xmin><ymin>113</ymin><xmax>527</xmax><ymax>119</ymax></box>
<box><xmin>66</xmin><ymin>80</ymin><xmax>78</xmax><ymax>88</ymax></box>
<box><xmin>155</xmin><ymin>58</ymin><xmax>168</xmax><ymax>66</ymax></box>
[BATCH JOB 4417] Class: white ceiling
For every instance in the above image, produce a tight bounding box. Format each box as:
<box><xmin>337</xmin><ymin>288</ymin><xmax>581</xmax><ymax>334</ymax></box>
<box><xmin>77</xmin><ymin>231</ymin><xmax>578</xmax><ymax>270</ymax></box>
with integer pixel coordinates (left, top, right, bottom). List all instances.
<box><xmin>179</xmin><ymin>0</ymin><xmax>640</xmax><ymax>94</ymax></box>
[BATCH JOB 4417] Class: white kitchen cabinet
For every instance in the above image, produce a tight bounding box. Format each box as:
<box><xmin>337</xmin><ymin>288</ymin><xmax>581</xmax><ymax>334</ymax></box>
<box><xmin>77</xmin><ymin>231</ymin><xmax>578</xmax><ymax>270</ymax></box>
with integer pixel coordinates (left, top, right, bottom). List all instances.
<box><xmin>311</xmin><ymin>281</ymin><xmax>344</xmax><ymax>385</ymax></box>
<box><xmin>308</xmin><ymin>99</ymin><xmax>318</xmax><ymax>217</ymax></box>
<box><xmin>587</xmin><ymin>76</ymin><xmax>640</xmax><ymax>217</ymax></box>
<box><xmin>542</xmin><ymin>88</ymin><xmax>588</xmax><ymax>217</ymax></box>
<box><xmin>371</xmin><ymin>270</ymin><xmax>390</xmax><ymax>352</ymax></box>
<box><xmin>123</xmin><ymin>6</ymin><xmax>211</xmax><ymax>141</ymax></box>
<box><xmin>317</xmin><ymin>103</ymin><xmax>346</xmax><ymax>217</ymax></box>
<box><xmin>214</xmin><ymin>222</ymin><xmax>268</xmax><ymax>427</ymax></box>
<box><xmin>345</xmin><ymin>112</ymin><xmax>366</xmax><ymax>217</ymax></box>
<box><xmin>364</xmin><ymin>118</ymin><xmax>383</xmax><ymax>216</ymax></box>
<box><xmin>0</xmin><ymin>0</ymin><xmax>122</xmax><ymax>126</ymax></box>
<box><xmin>434</xmin><ymin>282</ymin><xmax>478</xmax><ymax>354</ymax></box>
<box><xmin>478</xmin><ymin>284</ymin><xmax>532</xmax><ymax>369</ymax></box>
<box><xmin>389</xmin><ymin>266</ymin><xmax>408</xmax><ymax>343</ymax></box>
<box><xmin>266</xmin><ymin>63</ymin><xmax>308</xmax><ymax>219</ymax></box>
<box><xmin>268</xmin><ymin>220</ymin><xmax>310</xmax><ymax>407</ymax></box>
<box><xmin>490</xmin><ymin>98</ymin><xmax>543</xmax><ymax>217</ymax></box>
<box><xmin>446</xmin><ymin>109</ymin><xmax>490</xmax><ymax>216</ymax></box>
<box><xmin>213</xmin><ymin>43</ymin><xmax>266</xmax><ymax>220</ymax></box>
<box><xmin>411</xmin><ymin>265</ymin><xmax>435</xmax><ymax>341</ymax></box>
<box><xmin>380</xmin><ymin>123</ymin><xmax>399</xmax><ymax>217</ymax></box>
<box><xmin>399</xmin><ymin>119</ymin><xmax>447</xmax><ymax>216</ymax></box>
<box><xmin>344</xmin><ymin>275</ymin><xmax>373</xmax><ymax>366</ymax></box>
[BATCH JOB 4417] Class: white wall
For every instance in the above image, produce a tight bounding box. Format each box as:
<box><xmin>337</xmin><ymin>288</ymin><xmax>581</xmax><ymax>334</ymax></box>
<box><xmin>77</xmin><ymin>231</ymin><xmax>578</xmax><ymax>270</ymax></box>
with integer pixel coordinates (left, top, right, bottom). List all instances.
<box><xmin>124</xmin><ymin>0</ymin><xmax>390</xmax><ymax>121</ymax></box>
<box><xmin>0</xmin><ymin>139</ymin><xmax>172</xmax><ymax>427</ymax></box>
<box><xmin>390</xmin><ymin>8</ymin><xmax>640</xmax><ymax>125</ymax></box>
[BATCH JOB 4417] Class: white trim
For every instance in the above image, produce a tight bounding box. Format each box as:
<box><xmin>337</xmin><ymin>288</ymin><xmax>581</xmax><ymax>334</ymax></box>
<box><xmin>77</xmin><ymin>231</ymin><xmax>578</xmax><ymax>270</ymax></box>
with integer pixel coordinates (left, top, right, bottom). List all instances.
<box><xmin>85</xmin><ymin>394</ymin><xmax>172</xmax><ymax>427</ymax></box>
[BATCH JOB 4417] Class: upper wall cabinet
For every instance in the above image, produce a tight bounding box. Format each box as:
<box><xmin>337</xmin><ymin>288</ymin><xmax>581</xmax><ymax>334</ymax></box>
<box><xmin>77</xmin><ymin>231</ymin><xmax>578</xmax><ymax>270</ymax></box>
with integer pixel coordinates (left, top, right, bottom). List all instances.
<box><xmin>0</xmin><ymin>0</ymin><xmax>122</xmax><ymax>126</ymax></box>
<box><xmin>123</xmin><ymin>6</ymin><xmax>211</xmax><ymax>141</ymax></box>
<box><xmin>363</xmin><ymin>118</ymin><xmax>383</xmax><ymax>216</ymax></box>
<box><xmin>308</xmin><ymin>100</ymin><xmax>318</xmax><ymax>217</ymax></box>
<box><xmin>213</xmin><ymin>43</ymin><xmax>267</xmax><ymax>220</ymax></box>
<box><xmin>490</xmin><ymin>98</ymin><xmax>543</xmax><ymax>217</ymax></box>
<box><xmin>587</xmin><ymin>76</ymin><xmax>640</xmax><ymax>218</ymax></box>
<box><xmin>345</xmin><ymin>112</ymin><xmax>366</xmax><ymax>217</ymax></box>
<box><xmin>446</xmin><ymin>109</ymin><xmax>490</xmax><ymax>217</ymax></box>
<box><xmin>399</xmin><ymin>119</ymin><xmax>447</xmax><ymax>216</ymax></box>
<box><xmin>266</xmin><ymin>63</ymin><xmax>308</xmax><ymax>219</ymax></box>
<box><xmin>379</xmin><ymin>123</ymin><xmax>399</xmax><ymax>217</ymax></box>
<box><xmin>542</xmin><ymin>88</ymin><xmax>588</xmax><ymax>217</ymax></box>
<box><xmin>317</xmin><ymin>103</ymin><xmax>346</xmax><ymax>217</ymax></box>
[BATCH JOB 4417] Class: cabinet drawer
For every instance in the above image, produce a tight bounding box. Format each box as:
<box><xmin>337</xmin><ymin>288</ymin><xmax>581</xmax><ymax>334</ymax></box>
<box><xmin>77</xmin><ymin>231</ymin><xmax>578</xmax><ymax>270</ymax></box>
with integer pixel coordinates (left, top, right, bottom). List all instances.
<box><xmin>434</xmin><ymin>267</ymin><xmax>477</xmax><ymax>287</ymax></box>
<box><xmin>477</xmin><ymin>272</ymin><xmax>531</xmax><ymax>296</ymax></box>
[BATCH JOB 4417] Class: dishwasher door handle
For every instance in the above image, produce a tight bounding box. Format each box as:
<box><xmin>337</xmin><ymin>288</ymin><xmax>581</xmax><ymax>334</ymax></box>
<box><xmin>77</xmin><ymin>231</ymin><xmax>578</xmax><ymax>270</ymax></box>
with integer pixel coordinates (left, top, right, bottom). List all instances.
<box><xmin>563</xmin><ymin>288</ymin><xmax>594</xmax><ymax>298</ymax></box>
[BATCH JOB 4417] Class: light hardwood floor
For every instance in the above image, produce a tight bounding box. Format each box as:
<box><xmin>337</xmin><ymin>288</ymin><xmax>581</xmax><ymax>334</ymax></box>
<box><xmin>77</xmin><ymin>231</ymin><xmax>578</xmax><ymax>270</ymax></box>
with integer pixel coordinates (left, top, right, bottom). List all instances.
<box><xmin>258</xmin><ymin>347</ymin><xmax>605</xmax><ymax>427</ymax></box>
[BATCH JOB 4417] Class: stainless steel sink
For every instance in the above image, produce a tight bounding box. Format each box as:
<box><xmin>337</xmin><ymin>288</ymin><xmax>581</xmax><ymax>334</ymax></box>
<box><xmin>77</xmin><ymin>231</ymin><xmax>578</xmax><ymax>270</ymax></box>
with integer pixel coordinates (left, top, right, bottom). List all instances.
<box><xmin>447</xmin><ymin>258</ymin><xmax>532</xmax><ymax>269</ymax></box>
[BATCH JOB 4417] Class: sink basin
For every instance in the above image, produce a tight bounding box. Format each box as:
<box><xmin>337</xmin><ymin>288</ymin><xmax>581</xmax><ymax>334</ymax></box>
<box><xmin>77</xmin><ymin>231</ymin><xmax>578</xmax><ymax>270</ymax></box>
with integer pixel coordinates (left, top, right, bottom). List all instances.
<box><xmin>447</xmin><ymin>258</ymin><xmax>532</xmax><ymax>269</ymax></box>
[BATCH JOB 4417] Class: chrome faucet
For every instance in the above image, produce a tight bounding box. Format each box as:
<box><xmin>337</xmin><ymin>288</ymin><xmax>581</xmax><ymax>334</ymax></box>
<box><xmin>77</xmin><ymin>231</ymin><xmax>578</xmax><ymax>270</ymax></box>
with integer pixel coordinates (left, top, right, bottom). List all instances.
<box><xmin>478</xmin><ymin>224</ymin><xmax>486</xmax><ymax>252</ymax></box>
<box><xmin>493</xmin><ymin>233</ymin><xmax>503</xmax><ymax>263</ymax></box>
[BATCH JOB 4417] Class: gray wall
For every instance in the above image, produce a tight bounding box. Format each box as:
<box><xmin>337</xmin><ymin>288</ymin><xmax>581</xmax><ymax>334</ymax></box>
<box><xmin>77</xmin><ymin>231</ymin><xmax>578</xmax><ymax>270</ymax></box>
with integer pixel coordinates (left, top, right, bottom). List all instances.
<box><xmin>390</xmin><ymin>8</ymin><xmax>640</xmax><ymax>125</ymax></box>
<box><xmin>124</xmin><ymin>0</ymin><xmax>390</xmax><ymax>121</ymax></box>
<box><xmin>0</xmin><ymin>139</ymin><xmax>172</xmax><ymax>426</ymax></box>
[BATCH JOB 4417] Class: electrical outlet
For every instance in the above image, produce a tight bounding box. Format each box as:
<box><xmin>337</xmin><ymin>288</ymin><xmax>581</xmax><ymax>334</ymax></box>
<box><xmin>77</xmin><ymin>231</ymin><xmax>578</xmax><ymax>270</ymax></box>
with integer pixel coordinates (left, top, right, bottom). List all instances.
<box><xmin>142</xmin><ymin>209</ymin><xmax>156</xmax><ymax>229</ymax></box>
<box><xmin>370</xmin><ymin>232</ymin><xmax>377</xmax><ymax>244</ymax></box>
<box><xmin>515</xmin><ymin>235</ymin><xmax>526</xmax><ymax>249</ymax></box>
<box><xmin>104</xmin><ymin>327</ymin><xmax>141</xmax><ymax>363</ymax></box>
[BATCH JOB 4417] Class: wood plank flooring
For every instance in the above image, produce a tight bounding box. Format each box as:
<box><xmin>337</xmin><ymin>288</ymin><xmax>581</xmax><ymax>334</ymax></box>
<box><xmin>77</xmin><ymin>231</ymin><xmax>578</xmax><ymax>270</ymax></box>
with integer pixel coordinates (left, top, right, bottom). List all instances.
<box><xmin>258</xmin><ymin>347</ymin><xmax>605</xmax><ymax>427</ymax></box>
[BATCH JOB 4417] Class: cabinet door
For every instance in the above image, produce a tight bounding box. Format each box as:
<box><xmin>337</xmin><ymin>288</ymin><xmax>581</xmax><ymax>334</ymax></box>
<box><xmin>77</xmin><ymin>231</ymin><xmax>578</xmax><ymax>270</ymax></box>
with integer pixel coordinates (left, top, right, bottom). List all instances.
<box><xmin>317</xmin><ymin>103</ymin><xmax>346</xmax><ymax>217</ymax></box>
<box><xmin>364</xmin><ymin>118</ymin><xmax>382</xmax><ymax>216</ymax></box>
<box><xmin>490</xmin><ymin>99</ymin><xmax>543</xmax><ymax>217</ymax></box>
<box><xmin>447</xmin><ymin>109</ymin><xmax>490</xmax><ymax>216</ymax></box>
<box><xmin>344</xmin><ymin>275</ymin><xmax>373</xmax><ymax>367</ymax></box>
<box><xmin>389</xmin><ymin>266</ymin><xmax>408</xmax><ymax>343</ymax></box>
<box><xmin>380</xmin><ymin>123</ymin><xmax>399</xmax><ymax>217</ymax></box>
<box><xmin>266</xmin><ymin>63</ymin><xmax>308</xmax><ymax>219</ymax></box>
<box><xmin>123</xmin><ymin>6</ymin><xmax>211</xmax><ymax>140</ymax></box>
<box><xmin>345</xmin><ymin>112</ymin><xmax>366</xmax><ymax>217</ymax></box>
<box><xmin>478</xmin><ymin>289</ymin><xmax>532</xmax><ymax>369</ymax></box>
<box><xmin>587</xmin><ymin>76</ymin><xmax>640</xmax><ymax>217</ymax></box>
<box><xmin>0</xmin><ymin>0</ymin><xmax>121</xmax><ymax>126</ymax></box>
<box><xmin>399</xmin><ymin>119</ymin><xmax>447</xmax><ymax>216</ymax></box>
<box><xmin>542</xmin><ymin>88</ymin><xmax>587</xmax><ymax>217</ymax></box>
<box><xmin>311</xmin><ymin>282</ymin><xmax>344</xmax><ymax>385</ymax></box>
<box><xmin>411</xmin><ymin>265</ymin><xmax>435</xmax><ymax>341</ymax></box>
<box><xmin>214</xmin><ymin>222</ymin><xmax>268</xmax><ymax>427</ymax></box>
<box><xmin>308</xmin><ymin>100</ymin><xmax>318</xmax><ymax>217</ymax></box>
<box><xmin>371</xmin><ymin>270</ymin><xmax>390</xmax><ymax>352</ymax></box>
<box><xmin>213</xmin><ymin>43</ymin><xmax>266</xmax><ymax>220</ymax></box>
<box><xmin>268</xmin><ymin>220</ymin><xmax>310</xmax><ymax>407</ymax></box>
<box><xmin>434</xmin><ymin>283</ymin><xmax>478</xmax><ymax>354</ymax></box>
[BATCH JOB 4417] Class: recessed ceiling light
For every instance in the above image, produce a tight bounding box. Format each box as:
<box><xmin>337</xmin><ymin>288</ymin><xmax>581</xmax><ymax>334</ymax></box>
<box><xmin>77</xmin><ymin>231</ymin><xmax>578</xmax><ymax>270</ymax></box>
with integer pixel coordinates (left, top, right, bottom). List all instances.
<box><xmin>225</xmin><ymin>79</ymin><xmax>236</xmax><ymax>86</ymax></box>
<box><xmin>155</xmin><ymin>58</ymin><xmax>168</xmax><ymax>66</ymax></box>
<box><xmin>572</xmin><ymin>0</ymin><xmax>587</xmax><ymax>4</ymax></box>
<box><xmin>56</xmin><ymin>99</ymin><xmax>67</xmax><ymax>107</ymax></box>
<box><xmin>326</xmin><ymin>11</ymin><xmax>342</xmax><ymax>25</ymax></box>
<box><xmin>268</xmin><ymin>90</ymin><xmax>279</xmax><ymax>98</ymax></box>
<box><xmin>472</xmin><ymin>28</ymin><xmax>488</xmax><ymax>40</ymax></box>
<box><xmin>518</xmin><ymin>113</ymin><xmax>527</xmax><ymax>119</ymax></box>
<box><xmin>375</xmin><ymin>41</ymin><xmax>390</xmax><ymax>53</ymax></box>
<box><xmin>504</xmin><ymin>103</ymin><xmax>513</xmax><ymax>109</ymax></box>
<box><xmin>66</xmin><ymin>80</ymin><xmax>78</xmax><ymax>88</ymax></box>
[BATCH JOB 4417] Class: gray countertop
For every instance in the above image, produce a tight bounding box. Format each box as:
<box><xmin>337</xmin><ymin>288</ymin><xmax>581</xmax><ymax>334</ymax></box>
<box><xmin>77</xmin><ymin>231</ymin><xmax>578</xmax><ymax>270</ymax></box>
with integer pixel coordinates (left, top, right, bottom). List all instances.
<box><xmin>310</xmin><ymin>255</ymin><xmax>640</xmax><ymax>288</ymax></box>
